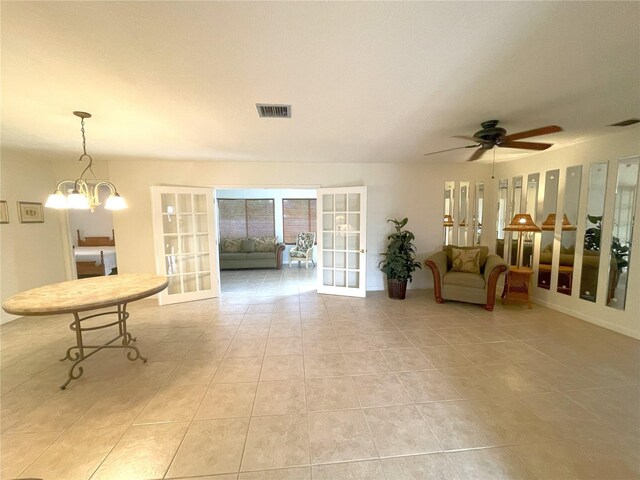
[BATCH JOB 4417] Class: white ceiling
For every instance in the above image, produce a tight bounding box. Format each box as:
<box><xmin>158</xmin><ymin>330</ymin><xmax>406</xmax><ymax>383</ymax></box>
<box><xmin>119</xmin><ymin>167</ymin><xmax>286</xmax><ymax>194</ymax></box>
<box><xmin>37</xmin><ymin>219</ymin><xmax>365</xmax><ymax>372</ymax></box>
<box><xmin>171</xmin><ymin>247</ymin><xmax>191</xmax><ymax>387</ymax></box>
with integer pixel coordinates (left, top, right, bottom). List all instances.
<box><xmin>2</xmin><ymin>1</ymin><xmax>639</xmax><ymax>164</ymax></box>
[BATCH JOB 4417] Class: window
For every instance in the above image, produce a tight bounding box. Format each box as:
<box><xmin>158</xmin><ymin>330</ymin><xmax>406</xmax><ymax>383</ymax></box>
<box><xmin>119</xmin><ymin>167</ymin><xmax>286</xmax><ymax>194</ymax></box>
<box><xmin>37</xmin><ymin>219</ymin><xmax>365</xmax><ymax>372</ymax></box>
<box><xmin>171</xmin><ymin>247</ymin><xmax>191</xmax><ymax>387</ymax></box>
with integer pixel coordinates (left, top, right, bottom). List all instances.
<box><xmin>283</xmin><ymin>199</ymin><xmax>317</xmax><ymax>244</ymax></box>
<box><xmin>218</xmin><ymin>199</ymin><xmax>275</xmax><ymax>238</ymax></box>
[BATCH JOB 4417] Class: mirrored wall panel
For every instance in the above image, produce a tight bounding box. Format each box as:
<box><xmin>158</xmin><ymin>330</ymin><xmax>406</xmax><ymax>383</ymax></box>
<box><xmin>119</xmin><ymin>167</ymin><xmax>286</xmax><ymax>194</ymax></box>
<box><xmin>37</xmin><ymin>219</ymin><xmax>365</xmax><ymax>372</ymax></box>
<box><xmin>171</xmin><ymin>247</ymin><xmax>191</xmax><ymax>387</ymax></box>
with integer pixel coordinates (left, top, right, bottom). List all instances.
<box><xmin>444</xmin><ymin>181</ymin><xmax>455</xmax><ymax>245</ymax></box>
<box><xmin>580</xmin><ymin>162</ymin><xmax>608</xmax><ymax>302</ymax></box>
<box><xmin>521</xmin><ymin>173</ymin><xmax>540</xmax><ymax>268</ymax></box>
<box><xmin>496</xmin><ymin>179</ymin><xmax>508</xmax><ymax>259</ymax></box>
<box><xmin>607</xmin><ymin>157</ymin><xmax>639</xmax><ymax>310</ymax></box>
<box><xmin>509</xmin><ymin>176</ymin><xmax>523</xmax><ymax>266</ymax></box>
<box><xmin>473</xmin><ymin>181</ymin><xmax>484</xmax><ymax>246</ymax></box>
<box><xmin>537</xmin><ymin>170</ymin><xmax>560</xmax><ymax>289</ymax></box>
<box><xmin>458</xmin><ymin>181</ymin><xmax>469</xmax><ymax>246</ymax></box>
<box><xmin>557</xmin><ymin>165</ymin><xmax>582</xmax><ymax>295</ymax></box>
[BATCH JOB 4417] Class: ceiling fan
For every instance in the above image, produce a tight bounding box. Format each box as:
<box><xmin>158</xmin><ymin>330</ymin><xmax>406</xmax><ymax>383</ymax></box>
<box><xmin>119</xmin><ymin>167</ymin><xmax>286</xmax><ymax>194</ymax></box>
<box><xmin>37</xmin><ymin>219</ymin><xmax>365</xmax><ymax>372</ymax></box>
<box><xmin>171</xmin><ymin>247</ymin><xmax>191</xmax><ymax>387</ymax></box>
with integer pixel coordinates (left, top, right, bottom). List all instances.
<box><xmin>424</xmin><ymin>120</ymin><xmax>563</xmax><ymax>162</ymax></box>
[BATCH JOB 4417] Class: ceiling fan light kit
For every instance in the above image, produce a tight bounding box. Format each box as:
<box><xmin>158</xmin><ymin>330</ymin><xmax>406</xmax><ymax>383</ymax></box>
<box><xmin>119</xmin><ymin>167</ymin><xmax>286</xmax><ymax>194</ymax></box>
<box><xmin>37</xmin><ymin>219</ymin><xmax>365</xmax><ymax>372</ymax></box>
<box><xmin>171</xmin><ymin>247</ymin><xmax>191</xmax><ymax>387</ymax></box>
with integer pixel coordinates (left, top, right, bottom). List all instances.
<box><xmin>424</xmin><ymin>120</ymin><xmax>563</xmax><ymax>162</ymax></box>
<box><xmin>45</xmin><ymin>111</ymin><xmax>127</xmax><ymax>212</ymax></box>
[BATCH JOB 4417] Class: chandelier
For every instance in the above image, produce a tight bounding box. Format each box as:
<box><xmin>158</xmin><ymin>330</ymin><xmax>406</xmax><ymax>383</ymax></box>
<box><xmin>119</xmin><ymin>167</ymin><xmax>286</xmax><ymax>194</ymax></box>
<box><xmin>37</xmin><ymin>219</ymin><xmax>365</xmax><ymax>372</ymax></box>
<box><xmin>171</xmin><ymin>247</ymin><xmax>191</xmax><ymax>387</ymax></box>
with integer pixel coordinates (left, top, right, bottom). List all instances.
<box><xmin>45</xmin><ymin>111</ymin><xmax>127</xmax><ymax>212</ymax></box>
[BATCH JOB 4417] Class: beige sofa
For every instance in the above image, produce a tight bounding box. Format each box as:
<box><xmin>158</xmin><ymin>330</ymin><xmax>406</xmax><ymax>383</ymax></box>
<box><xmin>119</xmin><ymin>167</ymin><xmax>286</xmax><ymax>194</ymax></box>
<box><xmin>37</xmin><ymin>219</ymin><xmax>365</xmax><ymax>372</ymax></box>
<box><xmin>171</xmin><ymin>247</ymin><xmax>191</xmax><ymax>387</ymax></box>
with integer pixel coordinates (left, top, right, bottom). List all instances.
<box><xmin>219</xmin><ymin>237</ymin><xmax>285</xmax><ymax>270</ymax></box>
<box><xmin>425</xmin><ymin>246</ymin><xmax>509</xmax><ymax>311</ymax></box>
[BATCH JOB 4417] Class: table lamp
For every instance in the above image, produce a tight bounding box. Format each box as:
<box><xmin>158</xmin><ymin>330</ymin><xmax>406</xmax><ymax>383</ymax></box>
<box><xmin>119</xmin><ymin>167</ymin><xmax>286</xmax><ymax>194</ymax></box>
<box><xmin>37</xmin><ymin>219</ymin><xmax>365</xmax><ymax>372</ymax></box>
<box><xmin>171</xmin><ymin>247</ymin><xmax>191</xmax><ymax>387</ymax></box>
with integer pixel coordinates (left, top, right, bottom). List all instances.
<box><xmin>541</xmin><ymin>213</ymin><xmax>576</xmax><ymax>231</ymax></box>
<box><xmin>504</xmin><ymin>213</ymin><xmax>541</xmax><ymax>268</ymax></box>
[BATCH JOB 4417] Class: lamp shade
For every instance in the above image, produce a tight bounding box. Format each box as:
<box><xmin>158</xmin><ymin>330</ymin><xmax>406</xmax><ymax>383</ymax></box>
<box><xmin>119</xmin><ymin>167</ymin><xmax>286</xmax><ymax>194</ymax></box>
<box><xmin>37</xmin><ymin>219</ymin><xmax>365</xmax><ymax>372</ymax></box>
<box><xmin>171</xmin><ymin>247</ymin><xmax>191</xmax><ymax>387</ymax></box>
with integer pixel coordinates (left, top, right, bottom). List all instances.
<box><xmin>541</xmin><ymin>213</ymin><xmax>576</xmax><ymax>231</ymax></box>
<box><xmin>45</xmin><ymin>191</ymin><xmax>67</xmax><ymax>209</ymax></box>
<box><xmin>104</xmin><ymin>193</ymin><xmax>127</xmax><ymax>210</ymax></box>
<box><xmin>443</xmin><ymin>214</ymin><xmax>454</xmax><ymax>227</ymax></box>
<box><xmin>503</xmin><ymin>213</ymin><xmax>541</xmax><ymax>232</ymax></box>
<box><xmin>66</xmin><ymin>191</ymin><xmax>90</xmax><ymax>209</ymax></box>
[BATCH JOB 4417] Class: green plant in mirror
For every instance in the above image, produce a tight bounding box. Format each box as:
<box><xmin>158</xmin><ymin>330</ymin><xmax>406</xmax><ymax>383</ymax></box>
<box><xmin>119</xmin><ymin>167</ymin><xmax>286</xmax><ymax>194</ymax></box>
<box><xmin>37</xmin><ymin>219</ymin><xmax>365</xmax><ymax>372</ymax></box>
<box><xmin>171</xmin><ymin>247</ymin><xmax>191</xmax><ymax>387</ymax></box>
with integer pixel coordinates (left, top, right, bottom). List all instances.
<box><xmin>379</xmin><ymin>218</ymin><xmax>422</xmax><ymax>282</ymax></box>
<box><xmin>584</xmin><ymin>215</ymin><xmax>629</xmax><ymax>270</ymax></box>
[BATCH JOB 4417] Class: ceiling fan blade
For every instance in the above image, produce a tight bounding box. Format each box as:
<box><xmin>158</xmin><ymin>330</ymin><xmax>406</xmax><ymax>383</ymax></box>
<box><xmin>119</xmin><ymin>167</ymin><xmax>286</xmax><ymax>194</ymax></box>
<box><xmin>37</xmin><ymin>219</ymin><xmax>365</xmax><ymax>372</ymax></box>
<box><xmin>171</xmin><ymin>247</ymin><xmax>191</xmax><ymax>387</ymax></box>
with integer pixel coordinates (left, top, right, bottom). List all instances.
<box><xmin>467</xmin><ymin>148</ymin><xmax>488</xmax><ymax>162</ymax></box>
<box><xmin>424</xmin><ymin>144</ymin><xmax>479</xmax><ymax>156</ymax></box>
<box><xmin>500</xmin><ymin>141</ymin><xmax>553</xmax><ymax>150</ymax></box>
<box><xmin>503</xmin><ymin>125</ymin><xmax>562</xmax><ymax>142</ymax></box>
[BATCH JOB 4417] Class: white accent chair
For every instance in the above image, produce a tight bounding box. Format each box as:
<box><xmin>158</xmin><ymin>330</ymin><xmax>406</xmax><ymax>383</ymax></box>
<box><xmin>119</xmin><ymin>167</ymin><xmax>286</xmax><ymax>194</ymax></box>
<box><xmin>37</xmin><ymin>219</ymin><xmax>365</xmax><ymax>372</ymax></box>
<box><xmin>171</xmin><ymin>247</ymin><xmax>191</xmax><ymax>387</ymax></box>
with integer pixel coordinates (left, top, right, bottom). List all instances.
<box><xmin>289</xmin><ymin>232</ymin><xmax>316</xmax><ymax>268</ymax></box>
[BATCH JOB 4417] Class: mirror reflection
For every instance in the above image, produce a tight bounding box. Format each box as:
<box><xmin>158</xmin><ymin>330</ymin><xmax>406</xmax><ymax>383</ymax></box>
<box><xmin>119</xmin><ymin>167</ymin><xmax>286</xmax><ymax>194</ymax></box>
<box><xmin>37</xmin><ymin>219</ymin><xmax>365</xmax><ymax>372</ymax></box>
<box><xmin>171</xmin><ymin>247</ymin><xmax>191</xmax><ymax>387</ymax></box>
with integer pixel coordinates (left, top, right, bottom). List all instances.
<box><xmin>473</xmin><ymin>181</ymin><xmax>484</xmax><ymax>245</ymax></box>
<box><xmin>580</xmin><ymin>162</ymin><xmax>608</xmax><ymax>302</ymax></box>
<box><xmin>537</xmin><ymin>170</ymin><xmax>560</xmax><ymax>289</ymax></box>
<box><xmin>607</xmin><ymin>156</ymin><xmax>639</xmax><ymax>310</ymax></box>
<box><xmin>496</xmin><ymin>179</ymin><xmax>508</xmax><ymax>259</ymax></box>
<box><xmin>458</xmin><ymin>181</ymin><xmax>469</xmax><ymax>246</ymax></box>
<box><xmin>522</xmin><ymin>173</ymin><xmax>540</xmax><ymax>268</ymax></box>
<box><xmin>508</xmin><ymin>176</ymin><xmax>523</xmax><ymax>266</ymax></box>
<box><xmin>557</xmin><ymin>165</ymin><xmax>582</xmax><ymax>295</ymax></box>
<box><xmin>444</xmin><ymin>181</ymin><xmax>455</xmax><ymax>245</ymax></box>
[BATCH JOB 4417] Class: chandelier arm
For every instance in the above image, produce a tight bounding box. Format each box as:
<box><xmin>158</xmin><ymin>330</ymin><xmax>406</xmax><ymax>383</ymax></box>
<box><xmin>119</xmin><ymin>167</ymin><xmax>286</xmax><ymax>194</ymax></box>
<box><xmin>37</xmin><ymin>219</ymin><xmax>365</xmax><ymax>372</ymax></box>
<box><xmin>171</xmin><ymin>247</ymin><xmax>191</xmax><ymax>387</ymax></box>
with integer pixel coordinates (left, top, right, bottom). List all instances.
<box><xmin>93</xmin><ymin>181</ymin><xmax>118</xmax><ymax>195</ymax></box>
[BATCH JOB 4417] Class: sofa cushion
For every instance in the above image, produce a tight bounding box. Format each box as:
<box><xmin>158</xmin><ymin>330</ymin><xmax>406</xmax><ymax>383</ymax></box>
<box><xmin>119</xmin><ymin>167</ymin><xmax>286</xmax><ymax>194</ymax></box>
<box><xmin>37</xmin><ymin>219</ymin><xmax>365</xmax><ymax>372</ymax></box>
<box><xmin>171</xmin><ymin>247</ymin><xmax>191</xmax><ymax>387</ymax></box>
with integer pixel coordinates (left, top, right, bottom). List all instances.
<box><xmin>221</xmin><ymin>238</ymin><xmax>243</xmax><ymax>253</ymax></box>
<box><xmin>443</xmin><ymin>245</ymin><xmax>488</xmax><ymax>269</ymax></box>
<box><xmin>247</xmin><ymin>252</ymin><xmax>275</xmax><ymax>260</ymax></box>
<box><xmin>451</xmin><ymin>247</ymin><xmax>481</xmax><ymax>273</ymax></box>
<box><xmin>443</xmin><ymin>271</ymin><xmax>486</xmax><ymax>289</ymax></box>
<box><xmin>241</xmin><ymin>239</ymin><xmax>256</xmax><ymax>253</ymax></box>
<box><xmin>220</xmin><ymin>253</ymin><xmax>247</xmax><ymax>261</ymax></box>
<box><xmin>252</xmin><ymin>236</ymin><xmax>278</xmax><ymax>252</ymax></box>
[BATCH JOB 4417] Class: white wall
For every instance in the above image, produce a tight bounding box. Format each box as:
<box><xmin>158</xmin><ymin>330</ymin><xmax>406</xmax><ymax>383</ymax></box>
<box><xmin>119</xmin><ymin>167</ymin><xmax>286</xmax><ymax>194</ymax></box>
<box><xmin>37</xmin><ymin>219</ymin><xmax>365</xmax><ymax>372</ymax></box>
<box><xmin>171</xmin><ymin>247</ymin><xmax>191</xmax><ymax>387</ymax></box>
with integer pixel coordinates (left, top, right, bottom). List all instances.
<box><xmin>493</xmin><ymin>128</ymin><xmax>640</xmax><ymax>338</ymax></box>
<box><xmin>216</xmin><ymin>188</ymin><xmax>316</xmax><ymax>263</ymax></box>
<box><xmin>108</xmin><ymin>159</ymin><xmax>492</xmax><ymax>291</ymax></box>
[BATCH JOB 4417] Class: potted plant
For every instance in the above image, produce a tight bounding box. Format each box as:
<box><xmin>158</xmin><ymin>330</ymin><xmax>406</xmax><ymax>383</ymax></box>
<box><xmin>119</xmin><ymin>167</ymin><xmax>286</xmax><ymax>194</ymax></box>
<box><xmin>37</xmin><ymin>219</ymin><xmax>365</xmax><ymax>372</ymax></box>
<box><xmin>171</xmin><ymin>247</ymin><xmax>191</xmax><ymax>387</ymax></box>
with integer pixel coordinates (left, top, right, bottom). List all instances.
<box><xmin>584</xmin><ymin>215</ymin><xmax>629</xmax><ymax>287</ymax></box>
<box><xmin>379</xmin><ymin>217</ymin><xmax>422</xmax><ymax>299</ymax></box>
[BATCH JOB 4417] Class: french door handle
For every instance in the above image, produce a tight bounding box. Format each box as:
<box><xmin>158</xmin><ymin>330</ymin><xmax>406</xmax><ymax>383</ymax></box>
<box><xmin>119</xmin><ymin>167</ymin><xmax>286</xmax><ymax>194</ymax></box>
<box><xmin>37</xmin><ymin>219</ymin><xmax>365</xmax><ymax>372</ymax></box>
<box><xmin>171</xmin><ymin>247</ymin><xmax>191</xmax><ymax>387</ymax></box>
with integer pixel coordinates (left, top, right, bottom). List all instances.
<box><xmin>360</xmin><ymin>249</ymin><xmax>366</xmax><ymax>253</ymax></box>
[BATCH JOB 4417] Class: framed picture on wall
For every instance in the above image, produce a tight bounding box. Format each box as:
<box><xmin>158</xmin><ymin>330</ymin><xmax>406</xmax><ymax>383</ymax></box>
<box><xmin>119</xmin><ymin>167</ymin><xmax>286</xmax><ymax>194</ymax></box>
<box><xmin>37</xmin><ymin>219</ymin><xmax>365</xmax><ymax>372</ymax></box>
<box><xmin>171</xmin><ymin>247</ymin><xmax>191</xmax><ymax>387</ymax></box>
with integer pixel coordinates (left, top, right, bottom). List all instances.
<box><xmin>17</xmin><ymin>201</ymin><xmax>44</xmax><ymax>223</ymax></box>
<box><xmin>0</xmin><ymin>200</ymin><xmax>9</xmax><ymax>224</ymax></box>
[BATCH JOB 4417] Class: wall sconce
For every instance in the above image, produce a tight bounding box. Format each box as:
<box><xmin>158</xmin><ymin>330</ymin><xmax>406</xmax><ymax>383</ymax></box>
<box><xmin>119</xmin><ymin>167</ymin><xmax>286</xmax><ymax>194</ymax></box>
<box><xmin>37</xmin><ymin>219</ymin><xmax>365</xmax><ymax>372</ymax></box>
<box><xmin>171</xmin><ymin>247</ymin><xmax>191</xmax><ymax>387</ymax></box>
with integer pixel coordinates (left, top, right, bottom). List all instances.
<box><xmin>45</xmin><ymin>111</ymin><xmax>127</xmax><ymax>212</ymax></box>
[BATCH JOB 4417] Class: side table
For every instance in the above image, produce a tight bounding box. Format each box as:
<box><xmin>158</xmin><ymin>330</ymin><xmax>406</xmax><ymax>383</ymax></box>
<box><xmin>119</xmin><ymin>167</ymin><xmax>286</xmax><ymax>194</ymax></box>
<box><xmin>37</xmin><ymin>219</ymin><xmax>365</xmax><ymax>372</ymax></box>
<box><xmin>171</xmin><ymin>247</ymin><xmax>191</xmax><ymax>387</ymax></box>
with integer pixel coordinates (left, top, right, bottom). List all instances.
<box><xmin>502</xmin><ymin>267</ymin><xmax>534</xmax><ymax>308</ymax></box>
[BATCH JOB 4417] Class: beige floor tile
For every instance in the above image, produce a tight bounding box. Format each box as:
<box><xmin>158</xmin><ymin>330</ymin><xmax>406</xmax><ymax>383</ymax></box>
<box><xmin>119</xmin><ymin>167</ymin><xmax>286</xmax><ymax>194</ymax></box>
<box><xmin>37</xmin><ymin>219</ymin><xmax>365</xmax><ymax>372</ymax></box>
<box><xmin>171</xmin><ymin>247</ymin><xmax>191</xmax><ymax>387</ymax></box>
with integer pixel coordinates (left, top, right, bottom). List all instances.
<box><xmin>564</xmin><ymin>385</ymin><xmax>640</xmax><ymax>434</ymax></box>
<box><xmin>381</xmin><ymin>348</ymin><xmax>434</xmax><ymax>371</ymax></box>
<box><xmin>0</xmin><ymin>430</ymin><xmax>61</xmax><ymax>480</ymax></box>
<box><xmin>448</xmin><ymin>446</ymin><xmax>535</xmax><ymax>479</ymax></box>
<box><xmin>396</xmin><ymin>370</ymin><xmax>461</xmax><ymax>402</ymax></box>
<box><xmin>302</xmin><ymin>335</ymin><xmax>341</xmax><ymax>354</ymax></box>
<box><xmin>269</xmin><ymin>323</ymin><xmax>302</xmax><ymax>338</ymax></box>
<box><xmin>21</xmin><ymin>425</ymin><xmax>127</xmax><ymax>480</ymax></box>
<box><xmin>266</xmin><ymin>337</ymin><xmax>303</xmax><ymax>356</ymax></box>
<box><xmin>236</xmin><ymin>325</ymin><xmax>270</xmax><ymax>338</ymax></box>
<box><xmin>488</xmin><ymin>340</ymin><xmax>550</xmax><ymax>362</ymax></box>
<box><xmin>91</xmin><ymin>422</ymin><xmax>188</xmax><ymax>479</ymax></box>
<box><xmin>509</xmin><ymin>441</ymin><xmax>597</xmax><ymax>479</ymax></box>
<box><xmin>253</xmin><ymin>380</ymin><xmax>307</xmax><ymax>416</ymax></box>
<box><xmin>163</xmin><ymin>360</ymin><xmax>220</xmax><ymax>386</ymax></box>
<box><xmin>419</xmin><ymin>345</ymin><xmax>474</xmax><ymax>368</ymax></box>
<box><xmin>464</xmin><ymin>326</ymin><xmax>516</xmax><ymax>343</ymax></box>
<box><xmin>226</xmin><ymin>338</ymin><xmax>267</xmax><ymax>358</ymax></box>
<box><xmin>406</xmin><ymin>329</ymin><xmax>449</xmax><ymax>347</ymax></box>
<box><xmin>308</xmin><ymin>409</ymin><xmax>377</xmax><ymax>464</ymax></box>
<box><xmin>352</xmin><ymin>373</ymin><xmax>411</xmax><ymax>407</ymax></box>
<box><xmin>196</xmin><ymin>382</ymin><xmax>257</xmax><ymax>420</ymax></box>
<box><xmin>434</xmin><ymin>327</ymin><xmax>483</xmax><ymax>345</ymax></box>
<box><xmin>305</xmin><ymin>376</ymin><xmax>360</xmax><ymax>411</ymax></box>
<box><xmin>417</xmin><ymin>401</ymin><xmax>503</xmax><ymax>450</ymax></box>
<box><xmin>312</xmin><ymin>459</ymin><xmax>385</xmax><ymax>479</ymax></box>
<box><xmin>479</xmin><ymin>364</ymin><xmax>556</xmax><ymax>394</ymax></box>
<box><xmin>454</xmin><ymin>343</ymin><xmax>513</xmax><ymax>366</ymax></box>
<box><xmin>188</xmin><ymin>339</ymin><xmax>232</xmax><ymax>360</ymax></box>
<box><xmin>519</xmin><ymin>360</ymin><xmax>598</xmax><ymax>391</ymax></box>
<box><xmin>238</xmin><ymin>466</ymin><xmax>310</xmax><ymax>479</ymax></box>
<box><xmin>214</xmin><ymin>357</ymin><xmax>263</xmax><ymax>383</ymax></box>
<box><xmin>259</xmin><ymin>355</ymin><xmax>304</xmax><ymax>381</ymax></box>
<box><xmin>241</xmin><ymin>414</ymin><xmax>310</xmax><ymax>471</ymax></box>
<box><xmin>303</xmin><ymin>353</ymin><xmax>348</xmax><ymax>377</ymax></box>
<box><xmin>336</xmin><ymin>334</ymin><xmax>377</xmax><ymax>352</ymax></box>
<box><xmin>200</xmin><ymin>325</ymin><xmax>239</xmax><ymax>339</ymax></box>
<box><xmin>135</xmin><ymin>383</ymin><xmax>207</xmax><ymax>424</ymax></box>
<box><xmin>370</xmin><ymin>331</ymin><xmax>412</xmax><ymax>349</ymax></box>
<box><xmin>380</xmin><ymin>453</ymin><xmax>461</xmax><ymax>479</ymax></box>
<box><xmin>344</xmin><ymin>351</ymin><xmax>391</xmax><ymax>374</ymax></box>
<box><xmin>167</xmin><ymin>418</ymin><xmax>249</xmax><ymax>477</ymax></box>
<box><xmin>363</xmin><ymin>405</ymin><xmax>441</xmax><ymax>456</ymax></box>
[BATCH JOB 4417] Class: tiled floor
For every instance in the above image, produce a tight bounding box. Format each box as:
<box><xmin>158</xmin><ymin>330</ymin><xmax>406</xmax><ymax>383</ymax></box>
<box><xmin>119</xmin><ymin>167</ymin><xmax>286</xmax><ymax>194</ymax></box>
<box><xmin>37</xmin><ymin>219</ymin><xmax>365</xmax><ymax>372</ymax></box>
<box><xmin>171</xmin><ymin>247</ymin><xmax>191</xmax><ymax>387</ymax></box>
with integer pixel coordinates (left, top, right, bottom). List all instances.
<box><xmin>1</xmin><ymin>268</ymin><xmax>639</xmax><ymax>479</ymax></box>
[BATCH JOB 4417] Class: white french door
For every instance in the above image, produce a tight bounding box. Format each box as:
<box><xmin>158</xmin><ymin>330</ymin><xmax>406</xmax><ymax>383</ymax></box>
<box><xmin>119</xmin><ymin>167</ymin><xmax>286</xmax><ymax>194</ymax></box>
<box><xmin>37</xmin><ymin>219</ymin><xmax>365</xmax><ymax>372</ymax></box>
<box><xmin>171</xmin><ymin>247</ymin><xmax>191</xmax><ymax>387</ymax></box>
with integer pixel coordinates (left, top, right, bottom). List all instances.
<box><xmin>151</xmin><ymin>186</ymin><xmax>220</xmax><ymax>305</ymax></box>
<box><xmin>317</xmin><ymin>186</ymin><xmax>367</xmax><ymax>297</ymax></box>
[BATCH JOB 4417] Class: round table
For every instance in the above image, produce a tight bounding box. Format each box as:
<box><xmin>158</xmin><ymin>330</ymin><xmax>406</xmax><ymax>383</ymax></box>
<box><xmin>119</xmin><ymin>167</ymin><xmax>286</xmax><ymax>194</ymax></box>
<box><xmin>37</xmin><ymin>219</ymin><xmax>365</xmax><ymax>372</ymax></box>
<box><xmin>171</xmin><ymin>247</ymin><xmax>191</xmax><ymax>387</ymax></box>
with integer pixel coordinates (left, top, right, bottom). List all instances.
<box><xmin>2</xmin><ymin>274</ymin><xmax>168</xmax><ymax>389</ymax></box>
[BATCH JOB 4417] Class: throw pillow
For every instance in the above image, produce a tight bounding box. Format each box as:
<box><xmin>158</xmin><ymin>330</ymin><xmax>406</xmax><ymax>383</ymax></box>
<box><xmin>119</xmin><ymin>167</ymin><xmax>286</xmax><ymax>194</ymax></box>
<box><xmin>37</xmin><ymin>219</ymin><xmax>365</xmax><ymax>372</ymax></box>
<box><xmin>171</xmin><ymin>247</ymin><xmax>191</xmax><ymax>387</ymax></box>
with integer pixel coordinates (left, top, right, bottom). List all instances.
<box><xmin>252</xmin><ymin>236</ymin><xmax>278</xmax><ymax>252</ymax></box>
<box><xmin>451</xmin><ymin>247</ymin><xmax>481</xmax><ymax>274</ymax></box>
<box><xmin>443</xmin><ymin>245</ymin><xmax>488</xmax><ymax>269</ymax></box>
<box><xmin>241</xmin><ymin>239</ymin><xmax>255</xmax><ymax>253</ymax></box>
<box><xmin>221</xmin><ymin>238</ymin><xmax>243</xmax><ymax>253</ymax></box>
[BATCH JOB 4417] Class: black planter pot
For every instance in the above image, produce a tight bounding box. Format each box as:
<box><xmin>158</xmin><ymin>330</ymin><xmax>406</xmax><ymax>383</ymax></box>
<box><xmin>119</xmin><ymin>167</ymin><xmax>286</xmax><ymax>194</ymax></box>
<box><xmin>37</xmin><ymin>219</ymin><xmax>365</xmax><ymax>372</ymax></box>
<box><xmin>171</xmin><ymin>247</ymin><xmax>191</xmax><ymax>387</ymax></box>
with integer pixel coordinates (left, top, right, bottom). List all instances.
<box><xmin>387</xmin><ymin>278</ymin><xmax>408</xmax><ymax>300</ymax></box>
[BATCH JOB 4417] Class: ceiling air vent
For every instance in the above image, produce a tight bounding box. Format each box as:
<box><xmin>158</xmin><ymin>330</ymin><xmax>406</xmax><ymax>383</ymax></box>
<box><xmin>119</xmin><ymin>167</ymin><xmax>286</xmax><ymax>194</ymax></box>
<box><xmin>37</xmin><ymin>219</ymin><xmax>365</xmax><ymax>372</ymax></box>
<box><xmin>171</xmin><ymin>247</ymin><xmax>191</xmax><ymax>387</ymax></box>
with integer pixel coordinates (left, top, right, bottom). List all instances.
<box><xmin>256</xmin><ymin>104</ymin><xmax>291</xmax><ymax>118</ymax></box>
<box><xmin>609</xmin><ymin>118</ymin><xmax>640</xmax><ymax>127</ymax></box>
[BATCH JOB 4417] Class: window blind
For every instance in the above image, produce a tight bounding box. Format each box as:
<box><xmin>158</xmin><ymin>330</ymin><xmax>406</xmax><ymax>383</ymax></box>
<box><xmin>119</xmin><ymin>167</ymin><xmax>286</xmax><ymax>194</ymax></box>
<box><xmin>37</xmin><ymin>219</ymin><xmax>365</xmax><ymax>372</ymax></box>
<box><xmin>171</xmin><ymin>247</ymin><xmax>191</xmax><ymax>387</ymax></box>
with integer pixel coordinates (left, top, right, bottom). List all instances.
<box><xmin>283</xmin><ymin>199</ymin><xmax>317</xmax><ymax>244</ymax></box>
<box><xmin>218</xmin><ymin>199</ymin><xmax>275</xmax><ymax>238</ymax></box>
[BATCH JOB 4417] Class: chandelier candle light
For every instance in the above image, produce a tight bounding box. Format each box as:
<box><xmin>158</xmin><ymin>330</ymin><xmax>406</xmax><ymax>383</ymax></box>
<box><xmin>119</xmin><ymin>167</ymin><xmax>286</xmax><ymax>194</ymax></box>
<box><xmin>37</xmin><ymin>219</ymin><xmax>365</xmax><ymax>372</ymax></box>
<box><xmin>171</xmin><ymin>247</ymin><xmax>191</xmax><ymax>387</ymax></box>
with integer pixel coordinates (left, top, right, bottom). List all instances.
<box><xmin>503</xmin><ymin>213</ymin><xmax>541</xmax><ymax>268</ymax></box>
<box><xmin>45</xmin><ymin>112</ymin><xmax>127</xmax><ymax>212</ymax></box>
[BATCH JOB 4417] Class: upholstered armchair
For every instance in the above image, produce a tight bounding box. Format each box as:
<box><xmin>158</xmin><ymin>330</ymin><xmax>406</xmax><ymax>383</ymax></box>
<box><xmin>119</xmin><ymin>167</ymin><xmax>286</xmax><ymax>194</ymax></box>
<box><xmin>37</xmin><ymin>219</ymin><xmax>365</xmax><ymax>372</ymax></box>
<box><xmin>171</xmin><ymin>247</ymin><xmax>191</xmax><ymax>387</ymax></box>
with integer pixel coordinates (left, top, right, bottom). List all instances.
<box><xmin>425</xmin><ymin>245</ymin><xmax>508</xmax><ymax>311</ymax></box>
<box><xmin>289</xmin><ymin>232</ymin><xmax>316</xmax><ymax>268</ymax></box>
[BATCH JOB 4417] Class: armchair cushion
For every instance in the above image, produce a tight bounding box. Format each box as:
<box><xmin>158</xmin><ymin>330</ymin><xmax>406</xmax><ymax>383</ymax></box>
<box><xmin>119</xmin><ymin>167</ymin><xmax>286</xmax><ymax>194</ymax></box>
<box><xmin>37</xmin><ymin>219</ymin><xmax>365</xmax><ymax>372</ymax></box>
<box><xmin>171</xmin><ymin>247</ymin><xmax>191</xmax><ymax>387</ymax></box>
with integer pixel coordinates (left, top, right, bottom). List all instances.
<box><xmin>444</xmin><ymin>271</ymin><xmax>486</xmax><ymax>289</ymax></box>
<box><xmin>452</xmin><ymin>247</ymin><xmax>481</xmax><ymax>273</ymax></box>
<box><xmin>295</xmin><ymin>232</ymin><xmax>316</xmax><ymax>252</ymax></box>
